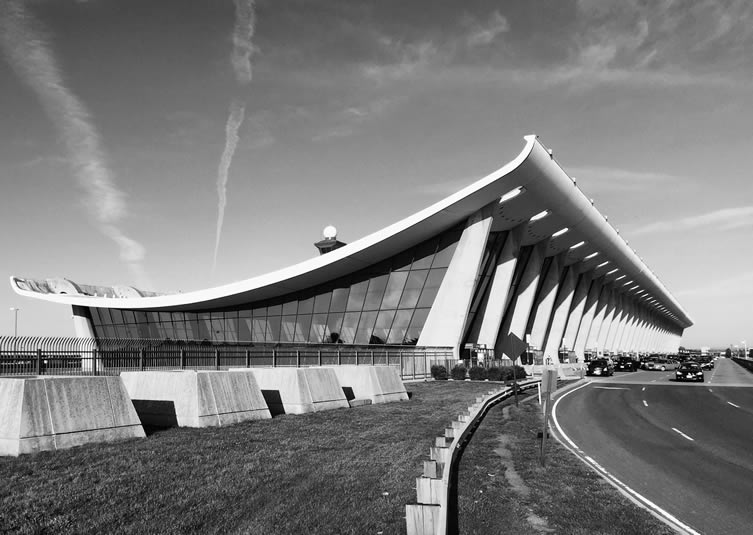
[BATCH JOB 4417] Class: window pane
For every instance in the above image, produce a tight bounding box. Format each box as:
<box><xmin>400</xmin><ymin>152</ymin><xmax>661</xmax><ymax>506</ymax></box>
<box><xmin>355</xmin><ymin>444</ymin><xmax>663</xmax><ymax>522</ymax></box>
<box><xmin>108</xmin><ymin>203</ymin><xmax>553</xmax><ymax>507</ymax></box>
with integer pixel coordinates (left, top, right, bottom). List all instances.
<box><xmin>391</xmin><ymin>249</ymin><xmax>413</xmax><ymax>271</ymax></box>
<box><xmin>296</xmin><ymin>297</ymin><xmax>314</xmax><ymax>315</ymax></box>
<box><xmin>266</xmin><ymin>316</ymin><xmax>281</xmax><ymax>342</ymax></box>
<box><xmin>90</xmin><ymin>308</ymin><xmax>101</xmax><ymax>325</ymax></box>
<box><xmin>238</xmin><ymin>317</ymin><xmax>252</xmax><ymax>341</ymax></box>
<box><xmin>325</xmin><ymin>312</ymin><xmax>344</xmax><ymax>343</ymax></box>
<box><xmin>294</xmin><ymin>314</ymin><xmax>312</xmax><ymax>343</ymax></box>
<box><xmin>354</xmin><ymin>311</ymin><xmax>378</xmax><ymax>344</ymax></box>
<box><xmin>371</xmin><ymin>309</ymin><xmax>396</xmax><ymax>345</ymax></box>
<box><xmin>99</xmin><ymin>309</ymin><xmax>112</xmax><ymax>325</ymax></box>
<box><xmin>267</xmin><ymin>304</ymin><xmax>281</xmax><ymax>316</ymax></box>
<box><xmin>330</xmin><ymin>287</ymin><xmax>349</xmax><ymax>312</ymax></box>
<box><xmin>346</xmin><ymin>280</ymin><xmax>369</xmax><ymax>311</ymax></box>
<box><xmin>404</xmin><ymin>308</ymin><xmax>430</xmax><ymax>345</ymax></box>
<box><xmin>398</xmin><ymin>270</ymin><xmax>429</xmax><ymax>309</ymax></box>
<box><xmin>122</xmin><ymin>310</ymin><xmax>135</xmax><ymax>324</ymax></box>
<box><xmin>387</xmin><ymin>310</ymin><xmax>414</xmax><ymax>344</ymax></box>
<box><xmin>340</xmin><ymin>312</ymin><xmax>360</xmax><ymax>344</ymax></box>
<box><xmin>280</xmin><ymin>315</ymin><xmax>296</xmax><ymax>342</ymax></box>
<box><xmin>186</xmin><ymin>318</ymin><xmax>200</xmax><ymax>340</ymax></box>
<box><xmin>380</xmin><ymin>271</ymin><xmax>409</xmax><ymax>309</ymax></box>
<box><xmin>411</xmin><ymin>240</ymin><xmax>437</xmax><ymax>270</ymax></box>
<box><xmin>252</xmin><ymin>306</ymin><xmax>267</xmax><ymax>317</ymax></box>
<box><xmin>252</xmin><ymin>318</ymin><xmax>266</xmax><ymax>342</ymax></box>
<box><xmin>313</xmin><ymin>292</ymin><xmax>331</xmax><ymax>314</ymax></box>
<box><xmin>363</xmin><ymin>274</ymin><xmax>389</xmax><ymax>311</ymax></box>
<box><xmin>282</xmin><ymin>301</ymin><xmax>297</xmax><ymax>315</ymax></box>
<box><xmin>110</xmin><ymin>309</ymin><xmax>124</xmax><ymax>324</ymax></box>
<box><xmin>134</xmin><ymin>311</ymin><xmax>148</xmax><ymax>324</ymax></box>
<box><xmin>114</xmin><ymin>324</ymin><xmax>128</xmax><ymax>338</ymax></box>
<box><xmin>432</xmin><ymin>231</ymin><xmax>461</xmax><ymax>268</ymax></box>
<box><xmin>309</xmin><ymin>313</ymin><xmax>328</xmax><ymax>343</ymax></box>
<box><xmin>417</xmin><ymin>268</ymin><xmax>447</xmax><ymax>308</ymax></box>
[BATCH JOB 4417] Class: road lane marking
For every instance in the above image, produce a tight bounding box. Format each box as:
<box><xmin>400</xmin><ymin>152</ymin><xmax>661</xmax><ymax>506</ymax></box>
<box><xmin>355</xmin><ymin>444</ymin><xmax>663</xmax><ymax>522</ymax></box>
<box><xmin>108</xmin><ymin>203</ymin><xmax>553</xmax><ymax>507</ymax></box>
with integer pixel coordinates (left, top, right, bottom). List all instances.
<box><xmin>551</xmin><ymin>385</ymin><xmax>701</xmax><ymax>535</ymax></box>
<box><xmin>643</xmin><ymin>400</ymin><xmax>648</xmax><ymax>407</ymax></box>
<box><xmin>642</xmin><ymin>386</ymin><xmax>645</xmax><ymax>392</ymax></box>
<box><xmin>593</xmin><ymin>386</ymin><xmax>630</xmax><ymax>390</ymax></box>
<box><xmin>708</xmin><ymin>389</ymin><xmax>713</xmax><ymax>392</ymax></box>
<box><xmin>728</xmin><ymin>402</ymin><xmax>740</xmax><ymax>408</ymax></box>
<box><xmin>672</xmin><ymin>428</ymin><xmax>695</xmax><ymax>441</ymax></box>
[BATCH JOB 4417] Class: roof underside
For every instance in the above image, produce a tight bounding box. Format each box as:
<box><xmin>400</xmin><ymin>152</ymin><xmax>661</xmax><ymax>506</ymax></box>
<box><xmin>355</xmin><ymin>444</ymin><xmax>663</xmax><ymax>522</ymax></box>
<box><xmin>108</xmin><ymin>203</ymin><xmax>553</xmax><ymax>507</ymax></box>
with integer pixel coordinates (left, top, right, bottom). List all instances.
<box><xmin>11</xmin><ymin>135</ymin><xmax>693</xmax><ymax>329</ymax></box>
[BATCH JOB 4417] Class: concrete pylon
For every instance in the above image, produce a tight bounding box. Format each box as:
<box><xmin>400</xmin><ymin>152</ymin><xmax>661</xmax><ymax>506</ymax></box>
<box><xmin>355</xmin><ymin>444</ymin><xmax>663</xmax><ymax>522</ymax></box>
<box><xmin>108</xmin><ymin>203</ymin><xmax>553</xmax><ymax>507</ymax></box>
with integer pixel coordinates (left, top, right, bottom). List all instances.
<box><xmin>561</xmin><ymin>271</ymin><xmax>593</xmax><ymax>360</ymax></box>
<box><xmin>529</xmin><ymin>253</ymin><xmax>565</xmax><ymax>354</ymax></box>
<box><xmin>584</xmin><ymin>283</ymin><xmax>612</xmax><ymax>355</ymax></box>
<box><xmin>572</xmin><ymin>276</ymin><xmax>604</xmax><ymax>360</ymax></box>
<box><xmin>541</xmin><ymin>265</ymin><xmax>577</xmax><ymax>363</ymax></box>
<box><xmin>495</xmin><ymin>240</ymin><xmax>548</xmax><ymax>361</ymax></box>
<box><xmin>596</xmin><ymin>289</ymin><xmax>618</xmax><ymax>352</ymax></box>
<box><xmin>476</xmin><ymin>225</ymin><xmax>526</xmax><ymax>350</ymax></box>
<box><xmin>418</xmin><ymin>205</ymin><xmax>494</xmax><ymax>358</ymax></box>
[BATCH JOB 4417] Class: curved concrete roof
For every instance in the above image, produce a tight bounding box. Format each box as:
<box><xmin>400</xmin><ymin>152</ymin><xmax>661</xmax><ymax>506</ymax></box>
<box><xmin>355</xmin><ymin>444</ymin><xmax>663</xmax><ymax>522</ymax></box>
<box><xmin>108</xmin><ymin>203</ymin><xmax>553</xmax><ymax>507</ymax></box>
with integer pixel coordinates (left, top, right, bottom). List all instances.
<box><xmin>11</xmin><ymin>135</ymin><xmax>692</xmax><ymax>329</ymax></box>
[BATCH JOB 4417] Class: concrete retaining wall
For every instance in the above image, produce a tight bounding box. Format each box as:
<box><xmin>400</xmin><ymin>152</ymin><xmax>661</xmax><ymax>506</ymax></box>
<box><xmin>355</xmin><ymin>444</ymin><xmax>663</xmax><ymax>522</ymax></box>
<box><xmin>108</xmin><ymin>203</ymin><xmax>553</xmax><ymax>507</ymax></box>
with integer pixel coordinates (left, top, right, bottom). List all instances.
<box><xmin>0</xmin><ymin>376</ymin><xmax>145</xmax><ymax>456</ymax></box>
<box><xmin>328</xmin><ymin>366</ymin><xmax>408</xmax><ymax>404</ymax></box>
<box><xmin>232</xmin><ymin>367</ymin><xmax>349</xmax><ymax>415</ymax></box>
<box><xmin>120</xmin><ymin>370</ymin><xmax>271</xmax><ymax>427</ymax></box>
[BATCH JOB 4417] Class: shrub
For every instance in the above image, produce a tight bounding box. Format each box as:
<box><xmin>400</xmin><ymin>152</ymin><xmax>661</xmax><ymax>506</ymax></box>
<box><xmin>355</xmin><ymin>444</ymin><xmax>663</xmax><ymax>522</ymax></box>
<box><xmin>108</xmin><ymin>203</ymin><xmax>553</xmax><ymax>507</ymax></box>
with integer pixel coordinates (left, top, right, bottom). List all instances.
<box><xmin>501</xmin><ymin>365</ymin><xmax>527</xmax><ymax>381</ymax></box>
<box><xmin>486</xmin><ymin>367</ymin><xmax>503</xmax><ymax>381</ymax></box>
<box><xmin>450</xmin><ymin>364</ymin><xmax>467</xmax><ymax>381</ymax></box>
<box><xmin>468</xmin><ymin>366</ymin><xmax>488</xmax><ymax>381</ymax></box>
<box><xmin>430</xmin><ymin>364</ymin><xmax>448</xmax><ymax>380</ymax></box>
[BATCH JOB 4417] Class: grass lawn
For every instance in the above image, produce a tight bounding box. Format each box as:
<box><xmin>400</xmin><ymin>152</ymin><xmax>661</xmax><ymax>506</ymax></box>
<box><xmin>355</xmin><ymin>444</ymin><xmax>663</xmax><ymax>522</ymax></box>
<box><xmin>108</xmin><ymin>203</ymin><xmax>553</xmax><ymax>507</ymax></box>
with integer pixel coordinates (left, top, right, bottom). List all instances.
<box><xmin>458</xmin><ymin>396</ymin><xmax>676</xmax><ymax>534</ymax></box>
<box><xmin>0</xmin><ymin>381</ymin><xmax>497</xmax><ymax>534</ymax></box>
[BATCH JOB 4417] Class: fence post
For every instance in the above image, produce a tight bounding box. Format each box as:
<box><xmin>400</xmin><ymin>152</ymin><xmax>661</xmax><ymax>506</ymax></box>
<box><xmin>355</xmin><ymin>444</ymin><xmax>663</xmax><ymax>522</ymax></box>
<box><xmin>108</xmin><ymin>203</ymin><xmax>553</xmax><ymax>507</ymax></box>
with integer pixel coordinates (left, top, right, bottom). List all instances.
<box><xmin>180</xmin><ymin>349</ymin><xmax>186</xmax><ymax>370</ymax></box>
<box><xmin>371</xmin><ymin>350</ymin><xmax>375</xmax><ymax>365</ymax></box>
<box><xmin>215</xmin><ymin>349</ymin><xmax>220</xmax><ymax>370</ymax></box>
<box><xmin>36</xmin><ymin>348</ymin><xmax>42</xmax><ymax>376</ymax></box>
<box><xmin>337</xmin><ymin>349</ymin><xmax>341</xmax><ymax>366</ymax></box>
<box><xmin>245</xmin><ymin>349</ymin><xmax>250</xmax><ymax>368</ymax></box>
<box><xmin>296</xmin><ymin>350</ymin><xmax>300</xmax><ymax>368</ymax></box>
<box><xmin>318</xmin><ymin>350</ymin><xmax>322</xmax><ymax>367</ymax></box>
<box><xmin>355</xmin><ymin>350</ymin><xmax>358</xmax><ymax>366</ymax></box>
<box><xmin>92</xmin><ymin>348</ymin><xmax>98</xmax><ymax>376</ymax></box>
<box><xmin>139</xmin><ymin>349</ymin><xmax>145</xmax><ymax>371</ymax></box>
<box><xmin>273</xmin><ymin>348</ymin><xmax>276</xmax><ymax>368</ymax></box>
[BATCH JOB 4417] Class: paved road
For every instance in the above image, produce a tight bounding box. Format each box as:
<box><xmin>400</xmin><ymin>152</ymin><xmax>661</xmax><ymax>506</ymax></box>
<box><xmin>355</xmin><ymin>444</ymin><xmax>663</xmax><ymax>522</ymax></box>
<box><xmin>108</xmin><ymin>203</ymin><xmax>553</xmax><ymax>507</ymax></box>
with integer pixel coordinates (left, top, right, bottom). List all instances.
<box><xmin>553</xmin><ymin>358</ymin><xmax>753</xmax><ymax>535</ymax></box>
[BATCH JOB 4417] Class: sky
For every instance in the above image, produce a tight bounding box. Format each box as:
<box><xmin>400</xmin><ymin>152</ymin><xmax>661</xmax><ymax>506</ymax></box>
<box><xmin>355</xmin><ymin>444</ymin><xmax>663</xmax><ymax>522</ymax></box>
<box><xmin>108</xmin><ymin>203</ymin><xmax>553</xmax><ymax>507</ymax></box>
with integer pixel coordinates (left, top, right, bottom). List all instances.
<box><xmin>0</xmin><ymin>0</ymin><xmax>751</xmax><ymax>350</ymax></box>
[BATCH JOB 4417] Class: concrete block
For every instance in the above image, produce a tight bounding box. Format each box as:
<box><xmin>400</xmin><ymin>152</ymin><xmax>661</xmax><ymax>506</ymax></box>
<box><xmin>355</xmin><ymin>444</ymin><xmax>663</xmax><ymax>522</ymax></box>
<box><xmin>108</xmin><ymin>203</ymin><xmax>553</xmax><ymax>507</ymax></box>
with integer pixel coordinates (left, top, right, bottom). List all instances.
<box><xmin>423</xmin><ymin>460</ymin><xmax>441</xmax><ymax>479</ymax></box>
<box><xmin>120</xmin><ymin>370</ymin><xmax>270</xmax><ymax>428</ymax></box>
<box><xmin>430</xmin><ymin>445</ymin><xmax>449</xmax><ymax>464</ymax></box>
<box><xmin>416</xmin><ymin>476</ymin><xmax>444</xmax><ymax>504</ymax></box>
<box><xmin>405</xmin><ymin>504</ymin><xmax>441</xmax><ymax>535</ymax></box>
<box><xmin>232</xmin><ymin>367</ymin><xmax>349</xmax><ymax>415</ymax></box>
<box><xmin>0</xmin><ymin>376</ymin><xmax>144</xmax><ymax>456</ymax></box>
<box><xmin>328</xmin><ymin>365</ymin><xmax>409</xmax><ymax>404</ymax></box>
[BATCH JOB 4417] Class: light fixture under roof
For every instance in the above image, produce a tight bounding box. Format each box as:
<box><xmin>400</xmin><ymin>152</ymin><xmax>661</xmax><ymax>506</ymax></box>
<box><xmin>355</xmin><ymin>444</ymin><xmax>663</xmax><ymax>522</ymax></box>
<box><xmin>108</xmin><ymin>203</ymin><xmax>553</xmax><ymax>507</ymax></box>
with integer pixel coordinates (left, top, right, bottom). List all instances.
<box><xmin>499</xmin><ymin>186</ymin><xmax>525</xmax><ymax>204</ymax></box>
<box><xmin>607</xmin><ymin>268</ymin><xmax>619</xmax><ymax>275</ymax></box>
<box><xmin>552</xmin><ymin>227</ymin><xmax>569</xmax><ymax>238</ymax></box>
<box><xmin>596</xmin><ymin>260</ymin><xmax>610</xmax><ymax>268</ymax></box>
<box><xmin>569</xmin><ymin>240</ymin><xmax>586</xmax><ymax>250</ymax></box>
<box><xmin>530</xmin><ymin>210</ymin><xmax>549</xmax><ymax>222</ymax></box>
<box><xmin>630</xmin><ymin>284</ymin><xmax>640</xmax><ymax>290</ymax></box>
<box><xmin>584</xmin><ymin>252</ymin><xmax>599</xmax><ymax>260</ymax></box>
<box><xmin>616</xmin><ymin>275</ymin><xmax>626</xmax><ymax>281</ymax></box>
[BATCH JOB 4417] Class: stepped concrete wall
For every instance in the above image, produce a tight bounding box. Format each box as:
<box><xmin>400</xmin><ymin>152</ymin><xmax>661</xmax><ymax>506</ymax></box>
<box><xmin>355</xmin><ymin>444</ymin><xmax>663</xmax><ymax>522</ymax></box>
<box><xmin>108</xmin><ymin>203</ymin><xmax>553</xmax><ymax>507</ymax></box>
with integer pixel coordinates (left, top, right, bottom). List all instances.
<box><xmin>233</xmin><ymin>367</ymin><xmax>348</xmax><ymax>415</ymax></box>
<box><xmin>0</xmin><ymin>376</ymin><xmax>144</xmax><ymax>456</ymax></box>
<box><xmin>329</xmin><ymin>366</ymin><xmax>409</xmax><ymax>404</ymax></box>
<box><xmin>120</xmin><ymin>370</ymin><xmax>271</xmax><ymax>427</ymax></box>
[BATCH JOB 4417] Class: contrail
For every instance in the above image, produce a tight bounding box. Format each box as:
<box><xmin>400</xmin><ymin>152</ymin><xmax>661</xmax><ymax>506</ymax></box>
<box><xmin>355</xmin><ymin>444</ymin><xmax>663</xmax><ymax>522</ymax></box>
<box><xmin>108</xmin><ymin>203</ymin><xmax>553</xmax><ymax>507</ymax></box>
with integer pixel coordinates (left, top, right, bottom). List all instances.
<box><xmin>212</xmin><ymin>0</ymin><xmax>256</xmax><ymax>273</ymax></box>
<box><xmin>0</xmin><ymin>0</ymin><xmax>151</xmax><ymax>288</ymax></box>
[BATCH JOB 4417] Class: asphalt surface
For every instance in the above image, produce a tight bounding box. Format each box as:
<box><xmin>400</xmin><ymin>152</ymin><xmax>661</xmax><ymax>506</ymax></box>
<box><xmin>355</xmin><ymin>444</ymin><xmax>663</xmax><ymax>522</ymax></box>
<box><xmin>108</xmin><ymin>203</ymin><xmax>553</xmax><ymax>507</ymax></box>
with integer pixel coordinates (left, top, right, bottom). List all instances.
<box><xmin>553</xmin><ymin>358</ymin><xmax>753</xmax><ymax>535</ymax></box>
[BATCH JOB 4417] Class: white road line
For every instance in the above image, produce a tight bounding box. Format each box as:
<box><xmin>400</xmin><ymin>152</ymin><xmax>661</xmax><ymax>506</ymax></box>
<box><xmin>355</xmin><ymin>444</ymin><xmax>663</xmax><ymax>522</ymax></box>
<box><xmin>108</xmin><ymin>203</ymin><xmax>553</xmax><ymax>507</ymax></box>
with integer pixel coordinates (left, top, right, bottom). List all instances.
<box><xmin>728</xmin><ymin>402</ymin><xmax>740</xmax><ymax>408</ymax></box>
<box><xmin>593</xmin><ymin>386</ymin><xmax>630</xmax><ymax>390</ymax></box>
<box><xmin>672</xmin><ymin>428</ymin><xmax>695</xmax><ymax>441</ymax></box>
<box><xmin>643</xmin><ymin>400</ymin><xmax>648</xmax><ymax>407</ymax></box>
<box><xmin>642</xmin><ymin>386</ymin><xmax>646</xmax><ymax>392</ymax></box>
<box><xmin>708</xmin><ymin>389</ymin><xmax>713</xmax><ymax>392</ymax></box>
<box><xmin>551</xmin><ymin>386</ymin><xmax>701</xmax><ymax>535</ymax></box>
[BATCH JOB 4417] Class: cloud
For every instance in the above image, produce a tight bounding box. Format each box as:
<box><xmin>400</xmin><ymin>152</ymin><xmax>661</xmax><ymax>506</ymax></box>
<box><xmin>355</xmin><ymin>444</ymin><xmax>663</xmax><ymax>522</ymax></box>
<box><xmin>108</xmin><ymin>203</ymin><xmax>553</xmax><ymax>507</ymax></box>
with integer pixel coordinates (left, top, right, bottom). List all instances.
<box><xmin>361</xmin><ymin>40</ymin><xmax>437</xmax><ymax>84</ymax></box>
<box><xmin>464</xmin><ymin>10</ymin><xmax>509</xmax><ymax>48</ymax></box>
<box><xmin>0</xmin><ymin>0</ymin><xmax>150</xmax><ymax>286</ymax></box>
<box><xmin>627</xmin><ymin>206</ymin><xmax>753</xmax><ymax>236</ymax></box>
<box><xmin>231</xmin><ymin>0</ymin><xmax>257</xmax><ymax>85</ymax></box>
<box><xmin>676</xmin><ymin>270</ymin><xmax>753</xmax><ymax>298</ymax></box>
<box><xmin>567</xmin><ymin>165</ymin><xmax>681</xmax><ymax>192</ymax></box>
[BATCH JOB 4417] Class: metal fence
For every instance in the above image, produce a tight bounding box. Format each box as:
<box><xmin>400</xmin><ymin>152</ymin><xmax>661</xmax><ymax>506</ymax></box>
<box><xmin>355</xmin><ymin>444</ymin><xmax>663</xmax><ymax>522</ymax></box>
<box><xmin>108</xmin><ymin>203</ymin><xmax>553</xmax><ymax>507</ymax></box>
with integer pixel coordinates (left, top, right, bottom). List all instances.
<box><xmin>0</xmin><ymin>336</ymin><xmax>456</xmax><ymax>381</ymax></box>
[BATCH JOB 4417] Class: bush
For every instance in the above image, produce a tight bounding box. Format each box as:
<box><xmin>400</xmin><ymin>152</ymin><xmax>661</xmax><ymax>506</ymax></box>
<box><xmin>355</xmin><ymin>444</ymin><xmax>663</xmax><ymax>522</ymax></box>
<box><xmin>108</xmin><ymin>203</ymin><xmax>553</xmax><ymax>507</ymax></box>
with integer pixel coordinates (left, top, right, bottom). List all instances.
<box><xmin>486</xmin><ymin>367</ymin><xmax>503</xmax><ymax>381</ymax></box>
<box><xmin>450</xmin><ymin>364</ymin><xmax>467</xmax><ymax>381</ymax></box>
<box><xmin>501</xmin><ymin>365</ymin><xmax>527</xmax><ymax>381</ymax></box>
<box><xmin>430</xmin><ymin>364</ymin><xmax>448</xmax><ymax>380</ymax></box>
<box><xmin>468</xmin><ymin>366</ymin><xmax>488</xmax><ymax>381</ymax></box>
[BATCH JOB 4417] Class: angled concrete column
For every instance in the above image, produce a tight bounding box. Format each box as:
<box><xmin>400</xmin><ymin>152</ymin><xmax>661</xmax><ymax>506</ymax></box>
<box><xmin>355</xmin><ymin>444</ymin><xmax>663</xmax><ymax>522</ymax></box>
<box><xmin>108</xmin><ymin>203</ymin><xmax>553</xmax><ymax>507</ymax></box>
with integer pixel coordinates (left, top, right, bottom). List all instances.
<box><xmin>584</xmin><ymin>284</ymin><xmax>612</xmax><ymax>355</ymax></box>
<box><xmin>476</xmin><ymin>225</ymin><xmax>526</xmax><ymax>349</ymax></box>
<box><xmin>625</xmin><ymin>305</ymin><xmax>647</xmax><ymax>353</ymax></box>
<box><xmin>605</xmin><ymin>295</ymin><xmax>627</xmax><ymax>353</ymax></box>
<box><xmin>529</xmin><ymin>253</ymin><xmax>565</xmax><ymax>353</ymax></box>
<box><xmin>561</xmin><ymin>271</ymin><xmax>593</xmax><ymax>359</ymax></box>
<box><xmin>541</xmin><ymin>265</ymin><xmax>577</xmax><ymax>363</ymax></box>
<box><xmin>495</xmin><ymin>240</ymin><xmax>548</xmax><ymax>361</ymax></box>
<box><xmin>418</xmin><ymin>205</ymin><xmax>494</xmax><ymax>358</ymax></box>
<box><xmin>596</xmin><ymin>290</ymin><xmax>618</xmax><ymax>352</ymax></box>
<box><xmin>573</xmin><ymin>276</ymin><xmax>604</xmax><ymax>359</ymax></box>
<box><xmin>615</xmin><ymin>300</ymin><xmax>637</xmax><ymax>353</ymax></box>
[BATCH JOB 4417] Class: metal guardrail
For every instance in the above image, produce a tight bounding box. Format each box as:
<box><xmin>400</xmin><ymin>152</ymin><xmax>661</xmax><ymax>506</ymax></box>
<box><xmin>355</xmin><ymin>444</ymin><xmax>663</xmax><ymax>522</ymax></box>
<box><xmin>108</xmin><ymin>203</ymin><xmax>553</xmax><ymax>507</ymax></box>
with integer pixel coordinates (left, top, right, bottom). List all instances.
<box><xmin>0</xmin><ymin>336</ymin><xmax>456</xmax><ymax>381</ymax></box>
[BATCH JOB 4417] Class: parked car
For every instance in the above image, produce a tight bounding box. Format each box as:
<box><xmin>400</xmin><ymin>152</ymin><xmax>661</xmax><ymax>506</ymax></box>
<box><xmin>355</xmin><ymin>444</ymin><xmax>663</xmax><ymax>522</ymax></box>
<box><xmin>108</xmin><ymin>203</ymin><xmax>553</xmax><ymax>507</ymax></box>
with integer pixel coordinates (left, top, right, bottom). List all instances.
<box><xmin>616</xmin><ymin>356</ymin><xmax>638</xmax><ymax>372</ymax></box>
<box><xmin>675</xmin><ymin>362</ymin><xmax>704</xmax><ymax>382</ymax></box>
<box><xmin>645</xmin><ymin>358</ymin><xmax>678</xmax><ymax>371</ymax></box>
<box><xmin>586</xmin><ymin>358</ymin><xmax>615</xmax><ymax>377</ymax></box>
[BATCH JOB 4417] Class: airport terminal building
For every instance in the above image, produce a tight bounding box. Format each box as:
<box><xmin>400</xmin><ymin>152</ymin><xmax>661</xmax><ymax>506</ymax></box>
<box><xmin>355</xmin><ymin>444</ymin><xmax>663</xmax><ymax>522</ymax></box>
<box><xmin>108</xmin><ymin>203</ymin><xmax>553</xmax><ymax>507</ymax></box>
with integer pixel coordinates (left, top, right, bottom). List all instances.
<box><xmin>11</xmin><ymin>136</ymin><xmax>692</xmax><ymax>362</ymax></box>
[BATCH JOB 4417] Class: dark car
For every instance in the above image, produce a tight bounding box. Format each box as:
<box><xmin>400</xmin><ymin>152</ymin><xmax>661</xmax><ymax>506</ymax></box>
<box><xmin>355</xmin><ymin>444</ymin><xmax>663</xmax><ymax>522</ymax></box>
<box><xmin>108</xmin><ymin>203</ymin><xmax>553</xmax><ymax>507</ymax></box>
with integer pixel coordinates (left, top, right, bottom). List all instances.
<box><xmin>616</xmin><ymin>356</ymin><xmax>638</xmax><ymax>372</ymax></box>
<box><xmin>586</xmin><ymin>358</ymin><xmax>615</xmax><ymax>377</ymax></box>
<box><xmin>675</xmin><ymin>362</ymin><xmax>704</xmax><ymax>382</ymax></box>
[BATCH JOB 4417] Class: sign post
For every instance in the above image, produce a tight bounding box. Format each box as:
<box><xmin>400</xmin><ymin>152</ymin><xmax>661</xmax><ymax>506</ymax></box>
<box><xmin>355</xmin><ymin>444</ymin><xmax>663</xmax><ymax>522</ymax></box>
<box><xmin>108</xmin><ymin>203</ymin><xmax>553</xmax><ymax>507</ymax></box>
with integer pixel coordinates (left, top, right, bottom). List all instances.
<box><xmin>539</xmin><ymin>369</ymin><xmax>557</xmax><ymax>466</ymax></box>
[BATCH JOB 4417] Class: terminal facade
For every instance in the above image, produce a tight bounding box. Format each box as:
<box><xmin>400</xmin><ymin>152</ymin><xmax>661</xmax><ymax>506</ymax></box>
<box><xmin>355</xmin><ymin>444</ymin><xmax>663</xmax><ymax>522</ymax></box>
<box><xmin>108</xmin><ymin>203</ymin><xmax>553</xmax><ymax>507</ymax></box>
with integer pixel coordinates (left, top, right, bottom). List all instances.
<box><xmin>11</xmin><ymin>136</ymin><xmax>693</xmax><ymax>362</ymax></box>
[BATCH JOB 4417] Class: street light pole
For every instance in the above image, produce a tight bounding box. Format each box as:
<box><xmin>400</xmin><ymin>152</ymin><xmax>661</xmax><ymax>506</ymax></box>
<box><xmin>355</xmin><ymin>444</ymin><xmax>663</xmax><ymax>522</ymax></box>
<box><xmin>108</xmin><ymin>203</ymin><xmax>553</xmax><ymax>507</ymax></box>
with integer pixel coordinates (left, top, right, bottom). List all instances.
<box><xmin>9</xmin><ymin>307</ymin><xmax>20</xmax><ymax>337</ymax></box>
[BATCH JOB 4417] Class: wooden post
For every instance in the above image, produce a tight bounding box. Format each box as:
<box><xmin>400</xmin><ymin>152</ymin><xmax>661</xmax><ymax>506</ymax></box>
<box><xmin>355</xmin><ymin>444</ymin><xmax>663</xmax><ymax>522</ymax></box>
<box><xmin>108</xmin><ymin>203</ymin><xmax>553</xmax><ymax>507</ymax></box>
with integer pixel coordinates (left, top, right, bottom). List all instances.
<box><xmin>180</xmin><ymin>348</ymin><xmax>186</xmax><ymax>370</ymax></box>
<box><xmin>36</xmin><ymin>348</ymin><xmax>42</xmax><ymax>376</ymax></box>
<box><xmin>245</xmin><ymin>349</ymin><xmax>250</xmax><ymax>368</ymax></box>
<box><xmin>139</xmin><ymin>349</ymin><xmax>145</xmax><ymax>371</ymax></box>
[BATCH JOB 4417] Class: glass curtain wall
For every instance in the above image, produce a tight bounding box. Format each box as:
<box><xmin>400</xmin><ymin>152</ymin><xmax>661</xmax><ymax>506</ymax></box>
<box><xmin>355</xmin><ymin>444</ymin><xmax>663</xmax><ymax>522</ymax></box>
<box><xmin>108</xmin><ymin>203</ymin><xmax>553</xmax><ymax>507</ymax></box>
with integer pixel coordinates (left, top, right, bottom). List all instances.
<box><xmin>89</xmin><ymin>225</ymin><xmax>463</xmax><ymax>345</ymax></box>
